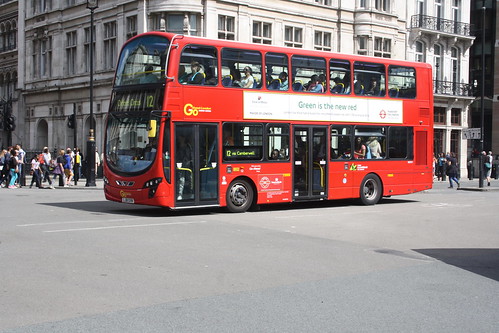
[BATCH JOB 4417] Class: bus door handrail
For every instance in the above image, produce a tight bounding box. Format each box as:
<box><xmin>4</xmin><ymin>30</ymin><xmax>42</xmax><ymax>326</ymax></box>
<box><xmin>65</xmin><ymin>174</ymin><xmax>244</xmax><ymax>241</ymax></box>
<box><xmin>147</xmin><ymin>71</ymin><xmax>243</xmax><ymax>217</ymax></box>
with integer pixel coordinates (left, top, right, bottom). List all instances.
<box><xmin>165</xmin><ymin>34</ymin><xmax>184</xmax><ymax>82</ymax></box>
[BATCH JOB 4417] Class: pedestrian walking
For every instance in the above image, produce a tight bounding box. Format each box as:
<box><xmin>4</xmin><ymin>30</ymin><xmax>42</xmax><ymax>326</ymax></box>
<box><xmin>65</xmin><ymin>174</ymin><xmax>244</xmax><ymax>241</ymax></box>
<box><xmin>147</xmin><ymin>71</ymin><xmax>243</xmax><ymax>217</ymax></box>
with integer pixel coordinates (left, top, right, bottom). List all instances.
<box><xmin>7</xmin><ymin>149</ymin><xmax>19</xmax><ymax>189</ymax></box>
<box><xmin>446</xmin><ymin>160</ymin><xmax>460</xmax><ymax>189</ymax></box>
<box><xmin>0</xmin><ymin>149</ymin><xmax>7</xmax><ymax>187</ymax></box>
<box><xmin>484</xmin><ymin>151</ymin><xmax>493</xmax><ymax>186</ymax></box>
<box><xmin>40</xmin><ymin>147</ymin><xmax>55</xmax><ymax>189</ymax></box>
<box><xmin>64</xmin><ymin>148</ymin><xmax>74</xmax><ymax>187</ymax></box>
<box><xmin>29</xmin><ymin>154</ymin><xmax>42</xmax><ymax>188</ymax></box>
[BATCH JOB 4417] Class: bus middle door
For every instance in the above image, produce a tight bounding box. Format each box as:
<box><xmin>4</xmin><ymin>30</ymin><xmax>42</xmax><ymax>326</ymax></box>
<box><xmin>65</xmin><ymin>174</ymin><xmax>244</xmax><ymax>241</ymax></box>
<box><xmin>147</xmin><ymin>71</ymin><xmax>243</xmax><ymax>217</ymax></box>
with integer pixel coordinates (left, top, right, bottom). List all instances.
<box><xmin>293</xmin><ymin>126</ymin><xmax>327</xmax><ymax>200</ymax></box>
<box><xmin>174</xmin><ymin>124</ymin><xmax>219</xmax><ymax>207</ymax></box>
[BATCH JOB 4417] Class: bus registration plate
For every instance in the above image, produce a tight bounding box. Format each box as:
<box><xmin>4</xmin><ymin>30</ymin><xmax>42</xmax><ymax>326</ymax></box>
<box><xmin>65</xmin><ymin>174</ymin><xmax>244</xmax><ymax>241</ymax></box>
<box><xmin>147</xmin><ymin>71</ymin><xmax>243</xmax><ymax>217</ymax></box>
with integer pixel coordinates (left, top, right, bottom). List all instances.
<box><xmin>122</xmin><ymin>197</ymin><xmax>134</xmax><ymax>204</ymax></box>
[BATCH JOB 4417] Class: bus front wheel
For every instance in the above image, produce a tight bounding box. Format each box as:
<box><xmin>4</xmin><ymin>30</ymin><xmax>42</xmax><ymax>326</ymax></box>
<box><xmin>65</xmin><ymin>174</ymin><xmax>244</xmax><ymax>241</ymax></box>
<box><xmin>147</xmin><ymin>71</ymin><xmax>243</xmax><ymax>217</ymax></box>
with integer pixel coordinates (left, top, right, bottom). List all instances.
<box><xmin>226</xmin><ymin>179</ymin><xmax>254</xmax><ymax>213</ymax></box>
<box><xmin>359</xmin><ymin>174</ymin><xmax>382</xmax><ymax>205</ymax></box>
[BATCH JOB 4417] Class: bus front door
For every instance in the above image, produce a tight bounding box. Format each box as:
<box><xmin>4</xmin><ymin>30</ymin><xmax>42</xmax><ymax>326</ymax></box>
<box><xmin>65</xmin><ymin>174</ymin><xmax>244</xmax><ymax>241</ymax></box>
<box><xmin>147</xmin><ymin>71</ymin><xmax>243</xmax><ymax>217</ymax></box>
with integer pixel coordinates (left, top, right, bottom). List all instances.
<box><xmin>293</xmin><ymin>126</ymin><xmax>327</xmax><ymax>200</ymax></box>
<box><xmin>174</xmin><ymin>124</ymin><xmax>219</xmax><ymax>207</ymax></box>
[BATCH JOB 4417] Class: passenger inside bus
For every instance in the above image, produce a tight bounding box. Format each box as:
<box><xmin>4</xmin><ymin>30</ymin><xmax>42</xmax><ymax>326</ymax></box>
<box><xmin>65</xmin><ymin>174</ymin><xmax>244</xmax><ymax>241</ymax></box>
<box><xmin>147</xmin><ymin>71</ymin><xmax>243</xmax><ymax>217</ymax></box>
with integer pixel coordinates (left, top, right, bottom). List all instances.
<box><xmin>236</xmin><ymin>66</ymin><xmax>255</xmax><ymax>88</ymax></box>
<box><xmin>178</xmin><ymin>65</ymin><xmax>188</xmax><ymax>83</ymax></box>
<box><xmin>331</xmin><ymin>77</ymin><xmax>345</xmax><ymax>94</ymax></box>
<box><xmin>223</xmin><ymin>128</ymin><xmax>234</xmax><ymax>146</ymax></box>
<box><xmin>279</xmin><ymin>72</ymin><xmax>289</xmax><ymax>91</ymax></box>
<box><xmin>141</xmin><ymin>65</ymin><xmax>158</xmax><ymax>84</ymax></box>
<box><xmin>270</xmin><ymin>149</ymin><xmax>280</xmax><ymax>160</ymax></box>
<box><xmin>354</xmin><ymin>137</ymin><xmax>367</xmax><ymax>159</ymax></box>
<box><xmin>186</xmin><ymin>61</ymin><xmax>205</xmax><ymax>84</ymax></box>
<box><xmin>306</xmin><ymin>74</ymin><xmax>324</xmax><ymax>93</ymax></box>
<box><xmin>366</xmin><ymin>78</ymin><xmax>380</xmax><ymax>96</ymax></box>
<box><xmin>354</xmin><ymin>75</ymin><xmax>365</xmax><ymax>95</ymax></box>
<box><xmin>176</xmin><ymin>134</ymin><xmax>193</xmax><ymax>200</ymax></box>
<box><xmin>367</xmin><ymin>136</ymin><xmax>383</xmax><ymax>158</ymax></box>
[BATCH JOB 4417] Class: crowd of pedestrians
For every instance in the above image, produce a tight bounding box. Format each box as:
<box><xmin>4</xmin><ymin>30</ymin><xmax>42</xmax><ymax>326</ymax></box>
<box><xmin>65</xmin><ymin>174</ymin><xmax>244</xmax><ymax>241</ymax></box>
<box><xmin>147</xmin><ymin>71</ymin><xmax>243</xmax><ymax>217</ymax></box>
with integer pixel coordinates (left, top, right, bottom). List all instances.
<box><xmin>0</xmin><ymin>145</ymin><xmax>89</xmax><ymax>189</ymax></box>
<box><xmin>433</xmin><ymin>151</ymin><xmax>495</xmax><ymax>188</ymax></box>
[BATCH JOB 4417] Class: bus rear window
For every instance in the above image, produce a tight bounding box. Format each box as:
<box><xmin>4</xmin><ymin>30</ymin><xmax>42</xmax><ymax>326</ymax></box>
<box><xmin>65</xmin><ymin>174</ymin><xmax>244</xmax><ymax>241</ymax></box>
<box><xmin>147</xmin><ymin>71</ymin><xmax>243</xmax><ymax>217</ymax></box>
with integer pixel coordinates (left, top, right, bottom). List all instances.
<box><xmin>114</xmin><ymin>35</ymin><xmax>169</xmax><ymax>86</ymax></box>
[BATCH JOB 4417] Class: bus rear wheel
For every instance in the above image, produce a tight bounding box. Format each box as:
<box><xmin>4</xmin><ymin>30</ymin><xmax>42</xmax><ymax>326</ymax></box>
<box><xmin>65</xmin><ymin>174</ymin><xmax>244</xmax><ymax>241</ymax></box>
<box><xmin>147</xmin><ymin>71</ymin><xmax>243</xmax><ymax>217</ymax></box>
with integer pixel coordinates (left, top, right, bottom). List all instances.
<box><xmin>359</xmin><ymin>174</ymin><xmax>382</xmax><ymax>205</ymax></box>
<box><xmin>226</xmin><ymin>179</ymin><xmax>254</xmax><ymax>213</ymax></box>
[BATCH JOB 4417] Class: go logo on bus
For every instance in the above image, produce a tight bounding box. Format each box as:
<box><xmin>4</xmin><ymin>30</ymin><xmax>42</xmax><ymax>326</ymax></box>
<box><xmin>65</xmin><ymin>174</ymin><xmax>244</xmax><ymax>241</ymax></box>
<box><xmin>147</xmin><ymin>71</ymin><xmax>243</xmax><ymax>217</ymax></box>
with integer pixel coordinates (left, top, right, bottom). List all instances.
<box><xmin>183</xmin><ymin>103</ymin><xmax>212</xmax><ymax>117</ymax></box>
<box><xmin>184</xmin><ymin>103</ymin><xmax>199</xmax><ymax>116</ymax></box>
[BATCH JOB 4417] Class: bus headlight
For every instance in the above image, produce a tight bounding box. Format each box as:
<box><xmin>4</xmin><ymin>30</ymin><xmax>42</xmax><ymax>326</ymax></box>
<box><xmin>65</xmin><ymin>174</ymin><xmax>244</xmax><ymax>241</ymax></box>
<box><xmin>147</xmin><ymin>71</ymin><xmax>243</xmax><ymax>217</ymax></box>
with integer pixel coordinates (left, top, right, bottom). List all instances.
<box><xmin>143</xmin><ymin>177</ymin><xmax>163</xmax><ymax>198</ymax></box>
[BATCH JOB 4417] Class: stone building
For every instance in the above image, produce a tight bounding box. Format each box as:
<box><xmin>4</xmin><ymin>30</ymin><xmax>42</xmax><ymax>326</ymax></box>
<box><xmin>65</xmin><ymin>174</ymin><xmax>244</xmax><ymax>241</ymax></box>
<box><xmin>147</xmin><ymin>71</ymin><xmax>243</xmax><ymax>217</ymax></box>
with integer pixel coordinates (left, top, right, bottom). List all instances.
<box><xmin>5</xmin><ymin>0</ymin><xmax>475</xmax><ymax>172</ymax></box>
<box><xmin>408</xmin><ymin>0</ymin><xmax>475</xmax><ymax>172</ymax></box>
<box><xmin>0</xmin><ymin>0</ymin><xmax>18</xmax><ymax>148</ymax></box>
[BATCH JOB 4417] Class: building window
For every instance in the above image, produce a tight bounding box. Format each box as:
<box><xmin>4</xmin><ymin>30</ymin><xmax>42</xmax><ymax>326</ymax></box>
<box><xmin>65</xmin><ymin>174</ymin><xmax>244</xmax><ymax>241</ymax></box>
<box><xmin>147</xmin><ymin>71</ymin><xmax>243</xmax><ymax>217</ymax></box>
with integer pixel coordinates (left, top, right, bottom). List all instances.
<box><xmin>434</xmin><ymin>44</ymin><xmax>442</xmax><ymax>81</ymax></box>
<box><xmin>315</xmin><ymin>0</ymin><xmax>332</xmax><ymax>5</ymax></box>
<box><xmin>451</xmin><ymin>108</ymin><xmax>461</xmax><ymax>126</ymax></box>
<box><xmin>417</xmin><ymin>0</ymin><xmax>426</xmax><ymax>15</ymax></box>
<box><xmin>451</xmin><ymin>47</ymin><xmax>460</xmax><ymax>84</ymax></box>
<box><xmin>374</xmin><ymin>37</ymin><xmax>391</xmax><ymax>58</ymax></box>
<box><xmin>357</xmin><ymin>36</ymin><xmax>368</xmax><ymax>55</ymax></box>
<box><xmin>415</xmin><ymin>41</ymin><xmax>425</xmax><ymax>62</ymax></box>
<box><xmin>450</xmin><ymin>130</ymin><xmax>460</xmax><ymax>155</ymax></box>
<box><xmin>253</xmin><ymin>21</ymin><xmax>272</xmax><ymax>45</ymax></box>
<box><xmin>84</xmin><ymin>26</ymin><xmax>96</xmax><ymax>73</ymax></box>
<box><xmin>126</xmin><ymin>16</ymin><xmax>138</xmax><ymax>40</ymax></box>
<box><xmin>375</xmin><ymin>0</ymin><xmax>390</xmax><ymax>12</ymax></box>
<box><xmin>314</xmin><ymin>31</ymin><xmax>332</xmax><ymax>51</ymax></box>
<box><xmin>33</xmin><ymin>34</ymin><xmax>52</xmax><ymax>78</ymax></box>
<box><xmin>218</xmin><ymin>15</ymin><xmax>235</xmax><ymax>40</ymax></box>
<box><xmin>1</xmin><ymin>20</ymin><xmax>17</xmax><ymax>52</ymax></box>
<box><xmin>66</xmin><ymin>31</ymin><xmax>77</xmax><ymax>75</ymax></box>
<box><xmin>166</xmin><ymin>13</ymin><xmax>199</xmax><ymax>36</ymax></box>
<box><xmin>66</xmin><ymin>0</ymin><xmax>76</xmax><ymax>6</ymax></box>
<box><xmin>285</xmin><ymin>26</ymin><xmax>303</xmax><ymax>48</ymax></box>
<box><xmin>434</xmin><ymin>107</ymin><xmax>446</xmax><ymax>125</ymax></box>
<box><xmin>32</xmin><ymin>0</ymin><xmax>52</xmax><ymax>15</ymax></box>
<box><xmin>434</xmin><ymin>129</ymin><xmax>444</xmax><ymax>154</ymax></box>
<box><xmin>359</xmin><ymin>0</ymin><xmax>367</xmax><ymax>8</ymax></box>
<box><xmin>104</xmin><ymin>22</ymin><xmax>117</xmax><ymax>69</ymax></box>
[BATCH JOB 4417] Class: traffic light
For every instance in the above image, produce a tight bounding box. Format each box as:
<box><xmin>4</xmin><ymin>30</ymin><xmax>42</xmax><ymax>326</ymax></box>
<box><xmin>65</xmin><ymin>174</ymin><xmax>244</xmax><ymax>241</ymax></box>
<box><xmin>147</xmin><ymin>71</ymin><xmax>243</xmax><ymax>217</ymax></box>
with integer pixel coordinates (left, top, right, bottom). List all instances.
<box><xmin>0</xmin><ymin>102</ymin><xmax>4</xmax><ymax>131</ymax></box>
<box><xmin>68</xmin><ymin>114</ymin><xmax>75</xmax><ymax>129</ymax></box>
<box><xmin>5</xmin><ymin>114</ymin><xmax>16</xmax><ymax>132</ymax></box>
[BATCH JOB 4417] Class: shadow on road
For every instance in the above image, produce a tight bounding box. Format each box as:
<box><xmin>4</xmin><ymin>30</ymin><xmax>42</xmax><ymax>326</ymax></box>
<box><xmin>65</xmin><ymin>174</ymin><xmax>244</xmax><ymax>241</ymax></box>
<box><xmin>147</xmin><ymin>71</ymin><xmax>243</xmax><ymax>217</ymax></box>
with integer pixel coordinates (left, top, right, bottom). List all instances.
<box><xmin>39</xmin><ymin>196</ymin><xmax>418</xmax><ymax>218</ymax></box>
<box><xmin>414</xmin><ymin>248</ymin><xmax>499</xmax><ymax>282</ymax></box>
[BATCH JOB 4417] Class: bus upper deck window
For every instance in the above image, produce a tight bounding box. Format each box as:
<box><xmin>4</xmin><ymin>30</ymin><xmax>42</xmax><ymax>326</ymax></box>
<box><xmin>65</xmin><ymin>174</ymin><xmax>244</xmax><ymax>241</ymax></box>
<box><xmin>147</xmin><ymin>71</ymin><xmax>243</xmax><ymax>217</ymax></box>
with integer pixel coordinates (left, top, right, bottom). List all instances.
<box><xmin>388</xmin><ymin>66</ymin><xmax>416</xmax><ymax>99</ymax></box>
<box><xmin>179</xmin><ymin>45</ymin><xmax>218</xmax><ymax>86</ymax></box>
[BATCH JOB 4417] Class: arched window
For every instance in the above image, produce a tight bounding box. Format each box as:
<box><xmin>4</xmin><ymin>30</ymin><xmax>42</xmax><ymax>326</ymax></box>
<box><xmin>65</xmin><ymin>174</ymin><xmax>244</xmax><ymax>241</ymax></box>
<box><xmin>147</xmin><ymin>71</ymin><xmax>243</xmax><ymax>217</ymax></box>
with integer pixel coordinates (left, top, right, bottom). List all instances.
<box><xmin>433</xmin><ymin>44</ymin><xmax>442</xmax><ymax>81</ymax></box>
<box><xmin>415</xmin><ymin>41</ymin><xmax>425</xmax><ymax>62</ymax></box>
<box><xmin>451</xmin><ymin>47</ymin><xmax>460</xmax><ymax>83</ymax></box>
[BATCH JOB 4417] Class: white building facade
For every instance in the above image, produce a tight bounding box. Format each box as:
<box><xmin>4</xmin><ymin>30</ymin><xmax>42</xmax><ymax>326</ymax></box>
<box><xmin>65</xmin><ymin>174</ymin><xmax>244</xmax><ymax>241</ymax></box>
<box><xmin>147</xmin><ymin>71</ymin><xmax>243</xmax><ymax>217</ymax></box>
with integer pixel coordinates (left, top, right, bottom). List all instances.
<box><xmin>14</xmin><ymin>0</ymin><xmax>473</xmax><ymax>171</ymax></box>
<box><xmin>407</xmin><ymin>0</ymin><xmax>475</xmax><ymax>172</ymax></box>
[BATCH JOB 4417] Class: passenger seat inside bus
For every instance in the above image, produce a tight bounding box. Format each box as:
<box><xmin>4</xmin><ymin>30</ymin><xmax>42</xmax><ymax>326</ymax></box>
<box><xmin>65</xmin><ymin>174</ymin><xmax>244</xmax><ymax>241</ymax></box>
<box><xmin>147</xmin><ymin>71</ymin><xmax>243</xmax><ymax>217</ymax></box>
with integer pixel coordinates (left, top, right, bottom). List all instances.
<box><xmin>268</xmin><ymin>79</ymin><xmax>281</xmax><ymax>90</ymax></box>
<box><xmin>222</xmin><ymin>75</ymin><xmax>233</xmax><ymax>87</ymax></box>
<box><xmin>292</xmin><ymin>81</ymin><xmax>304</xmax><ymax>91</ymax></box>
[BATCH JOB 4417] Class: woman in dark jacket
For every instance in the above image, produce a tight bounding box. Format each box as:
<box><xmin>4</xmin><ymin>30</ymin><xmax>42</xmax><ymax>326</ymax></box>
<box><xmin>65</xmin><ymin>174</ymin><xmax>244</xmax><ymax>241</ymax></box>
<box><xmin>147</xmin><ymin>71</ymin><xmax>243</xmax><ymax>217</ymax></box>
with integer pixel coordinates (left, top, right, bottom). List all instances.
<box><xmin>446</xmin><ymin>160</ymin><xmax>460</xmax><ymax>189</ymax></box>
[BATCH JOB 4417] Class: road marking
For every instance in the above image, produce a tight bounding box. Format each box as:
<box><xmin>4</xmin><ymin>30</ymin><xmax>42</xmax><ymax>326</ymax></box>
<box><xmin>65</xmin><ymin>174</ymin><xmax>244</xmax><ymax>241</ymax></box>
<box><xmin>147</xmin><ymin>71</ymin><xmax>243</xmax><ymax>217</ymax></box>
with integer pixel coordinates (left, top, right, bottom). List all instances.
<box><xmin>274</xmin><ymin>214</ymin><xmax>325</xmax><ymax>219</ymax></box>
<box><xmin>44</xmin><ymin>221</ymin><xmax>207</xmax><ymax>233</ymax></box>
<box><xmin>17</xmin><ymin>217</ymin><xmax>145</xmax><ymax>227</ymax></box>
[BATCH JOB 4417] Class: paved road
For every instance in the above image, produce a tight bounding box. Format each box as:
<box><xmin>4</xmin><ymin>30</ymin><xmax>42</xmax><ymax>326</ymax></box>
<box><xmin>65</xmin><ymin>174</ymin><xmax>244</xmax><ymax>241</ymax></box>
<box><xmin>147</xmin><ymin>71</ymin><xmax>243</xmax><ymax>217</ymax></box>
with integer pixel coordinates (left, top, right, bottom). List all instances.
<box><xmin>0</xmin><ymin>179</ymin><xmax>498</xmax><ymax>332</ymax></box>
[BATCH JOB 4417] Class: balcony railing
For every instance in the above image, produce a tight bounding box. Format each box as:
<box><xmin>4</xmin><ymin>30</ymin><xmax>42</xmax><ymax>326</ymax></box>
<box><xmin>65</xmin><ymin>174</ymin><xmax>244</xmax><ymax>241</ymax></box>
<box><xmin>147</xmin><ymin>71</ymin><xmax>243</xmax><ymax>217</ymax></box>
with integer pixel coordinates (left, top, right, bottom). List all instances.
<box><xmin>434</xmin><ymin>80</ymin><xmax>473</xmax><ymax>97</ymax></box>
<box><xmin>411</xmin><ymin>14</ymin><xmax>472</xmax><ymax>37</ymax></box>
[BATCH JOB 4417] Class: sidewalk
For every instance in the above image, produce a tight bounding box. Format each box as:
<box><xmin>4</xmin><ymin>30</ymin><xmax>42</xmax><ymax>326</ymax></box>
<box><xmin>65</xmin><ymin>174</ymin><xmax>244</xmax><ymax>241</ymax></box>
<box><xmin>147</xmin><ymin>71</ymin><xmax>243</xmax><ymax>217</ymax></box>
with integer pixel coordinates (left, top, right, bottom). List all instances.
<box><xmin>432</xmin><ymin>177</ymin><xmax>499</xmax><ymax>192</ymax></box>
<box><xmin>35</xmin><ymin>178</ymin><xmax>104</xmax><ymax>190</ymax></box>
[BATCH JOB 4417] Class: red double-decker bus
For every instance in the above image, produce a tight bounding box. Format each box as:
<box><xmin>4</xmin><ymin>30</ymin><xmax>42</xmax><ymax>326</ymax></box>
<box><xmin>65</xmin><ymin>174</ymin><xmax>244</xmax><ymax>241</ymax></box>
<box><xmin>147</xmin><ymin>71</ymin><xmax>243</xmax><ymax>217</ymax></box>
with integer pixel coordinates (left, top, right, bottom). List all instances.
<box><xmin>103</xmin><ymin>32</ymin><xmax>433</xmax><ymax>212</ymax></box>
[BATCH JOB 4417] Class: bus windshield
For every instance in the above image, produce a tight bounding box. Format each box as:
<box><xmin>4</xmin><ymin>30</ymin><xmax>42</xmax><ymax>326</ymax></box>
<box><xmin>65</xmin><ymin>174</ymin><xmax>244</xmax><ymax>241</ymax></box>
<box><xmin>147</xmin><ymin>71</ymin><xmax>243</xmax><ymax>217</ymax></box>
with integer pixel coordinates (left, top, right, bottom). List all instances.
<box><xmin>106</xmin><ymin>112</ymin><xmax>160</xmax><ymax>174</ymax></box>
<box><xmin>114</xmin><ymin>35</ymin><xmax>169</xmax><ymax>86</ymax></box>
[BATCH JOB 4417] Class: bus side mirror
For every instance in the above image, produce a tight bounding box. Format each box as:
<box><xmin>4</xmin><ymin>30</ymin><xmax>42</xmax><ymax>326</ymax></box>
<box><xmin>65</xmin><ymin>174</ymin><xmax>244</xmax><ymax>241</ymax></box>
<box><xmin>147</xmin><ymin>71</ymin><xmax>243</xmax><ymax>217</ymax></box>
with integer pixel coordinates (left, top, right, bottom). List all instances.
<box><xmin>148</xmin><ymin>119</ymin><xmax>157</xmax><ymax>138</ymax></box>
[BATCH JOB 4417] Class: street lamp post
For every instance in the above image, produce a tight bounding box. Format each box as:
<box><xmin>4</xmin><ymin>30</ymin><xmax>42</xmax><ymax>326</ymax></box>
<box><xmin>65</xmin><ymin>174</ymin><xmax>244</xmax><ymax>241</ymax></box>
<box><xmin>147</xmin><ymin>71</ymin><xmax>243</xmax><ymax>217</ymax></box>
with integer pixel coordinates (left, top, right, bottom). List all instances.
<box><xmin>479</xmin><ymin>3</ymin><xmax>486</xmax><ymax>188</ymax></box>
<box><xmin>85</xmin><ymin>0</ymin><xmax>98</xmax><ymax>187</ymax></box>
